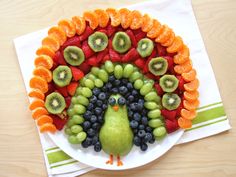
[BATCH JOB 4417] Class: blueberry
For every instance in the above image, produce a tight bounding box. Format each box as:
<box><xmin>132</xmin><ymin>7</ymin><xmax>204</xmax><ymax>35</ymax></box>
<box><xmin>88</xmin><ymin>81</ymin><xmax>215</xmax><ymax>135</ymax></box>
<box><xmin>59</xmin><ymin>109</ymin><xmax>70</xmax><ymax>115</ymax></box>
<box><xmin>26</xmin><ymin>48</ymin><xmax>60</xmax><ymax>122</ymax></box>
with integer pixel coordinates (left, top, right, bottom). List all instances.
<box><xmin>98</xmin><ymin>92</ymin><xmax>106</xmax><ymax>100</ymax></box>
<box><xmin>90</xmin><ymin>95</ymin><xmax>97</xmax><ymax>103</ymax></box>
<box><xmin>130</xmin><ymin>103</ymin><xmax>137</xmax><ymax>111</ymax></box>
<box><xmin>108</xmin><ymin>97</ymin><xmax>116</xmax><ymax>106</ymax></box>
<box><xmin>114</xmin><ymin>79</ymin><xmax>121</xmax><ymax>86</ymax></box>
<box><xmin>98</xmin><ymin>115</ymin><xmax>104</xmax><ymax>123</ymax></box>
<box><xmin>82</xmin><ymin>121</ymin><xmax>91</xmax><ymax>130</ymax></box>
<box><xmin>138</xmin><ymin>130</ymin><xmax>146</xmax><ymax>138</ymax></box>
<box><xmin>96</xmin><ymin>100</ymin><xmax>103</xmax><ymax>107</ymax></box>
<box><xmin>95</xmin><ymin>107</ymin><xmax>102</xmax><ymax>115</ymax></box>
<box><xmin>87</xmin><ymin>103</ymin><xmax>94</xmax><ymax>111</ymax></box>
<box><xmin>136</xmin><ymin>102</ymin><xmax>144</xmax><ymax>111</ymax></box>
<box><xmin>138</xmin><ymin>99</ymin><xmax>145</xmax><ymax>105</ymax></box>
<box><xmin>90</xmin><ymin>115</ymin><xmax>97</xmax><ymax>123</ymax></box>
<box><xmin>140</xmin><ymin>143</ymin><xmax>148</xmax><ymax>151</ymax></box>
<box><xmin>108</xmin><ymin>75</ymin><xmax>116</xmax><ymax>83</ymax></box>
<box><xmin>133</xmin><ymin>128</ymin><xmax>138</xmax><ymax>134</ymax></box>
<box><xmin>83</xmin><ymin>111</ymin><xmax>92</xmax><ymax>120</ymax></box>
<box><xmin>133</xmin><ymin>113</ymin><xmax>141</xmax><ymax>122</ymax></box>
<box><xmin>105</xmin><ymin>82</ymin><xmax>113</xmax><ymax>90</ymax></box>
<box><xmin>82</xmin><ymin>137</ymin><xmax>92</xmax><ymax>148</ymax></box>
<box><xmin>126</xmin><ymin>83</ymin><xmax>133</xmax><ymax>90</ymax></box>
<box><xmin>138</xmin><ymin>124</ymin><xmax>145</xmax><ymax>130</ymax></box>
<box><xmin>92</xmin><ymin>88</ymin><xmax>101</xmax><ymax>96</ymax></box>
<box><xmin>92</xmin><ymin>122</ymin><xmax>101</xmax><ymax>131</ymax></box>
<box><xmin>141</xmin><ymin>116</ymin><xmax>148</xmax><ymax>125</ymax></box>
<box><xmin>142</xmin><ymin>109</ymin><xmax>148</xmax><ymax>116</ymax></box>
<box><xmin>102</xmin><ymin>104</ymin><xmax>107</xmax><ymax>110</ymax></box>
<box><xmin>119</xmin><ymin>86</ymin><xmax>128</xmax><ymax>95</ymax></box>
<box><xmin>132</xmin><ymin>90</ymin><xmax>138</xmax><ymax>96</ymax></box>
<box><xmin>92</xmin><ymin>135</ymin><xmax>99</xmax><ymax>145</ymax></box>
<box><xmin>133</xmin><ymin>136</ymin><xmax>141</xmax><ymax>146</ymax></box>
<box><xmin>111</xmin><ymin>88</ymin><xmax>118</xmax><ymax>94</ymax></box>
<box><xmin>128</xmin><ymin>110</ymin><xmax>133</xmax><ymax>117</ymax></box>
<box><xmin>87</xmin><ymin>128</ymin><xmax>96</xmax><ymax>137</ymax></box>
<box><xmin>143</xmin><ymin>133</ymin><xmax>153</xmax><ymax>143</ymax></box>
<box><xmin>130</xmin><ymin>120</ymin><xmax>138</xmax><ymax>129</ymax></box>
<box><xmin>94</xmin><ymin>142</ymin><xmax>102</xmax><ymax>152</ymax></box>
<box><xmin>121</xmin><ymin>78</ymin><xmax>128</xmax><ymax>85</ymax></box>
<box><xmin>146</xmin><ymin>126</ymin><xmax>152</xmax><ymax>133</ymax></box>
<box><xmin>118</xmin><ymin>97</ymin><xmax>126</xmax><ymax>105</ymax></box>
<box><xmin>127</xmin><ymin>95</ymin><xmax>135</xmax><ymax>103</ymax></box>
<box><xmin>149</xmin><ymin>137</ymin><xmax>155</xmax><ymax>144</ymax></box>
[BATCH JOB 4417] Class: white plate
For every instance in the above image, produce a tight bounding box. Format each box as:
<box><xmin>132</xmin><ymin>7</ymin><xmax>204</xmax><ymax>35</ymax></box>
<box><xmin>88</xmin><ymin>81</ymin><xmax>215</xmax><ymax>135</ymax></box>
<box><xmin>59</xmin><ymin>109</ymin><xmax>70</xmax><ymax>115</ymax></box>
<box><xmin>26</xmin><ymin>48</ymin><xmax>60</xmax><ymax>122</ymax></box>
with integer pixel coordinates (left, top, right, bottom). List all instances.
<box><xmin>48</xmin><ymin>129</ymin><xmax>183</xmax><ymax>170</ymax></box>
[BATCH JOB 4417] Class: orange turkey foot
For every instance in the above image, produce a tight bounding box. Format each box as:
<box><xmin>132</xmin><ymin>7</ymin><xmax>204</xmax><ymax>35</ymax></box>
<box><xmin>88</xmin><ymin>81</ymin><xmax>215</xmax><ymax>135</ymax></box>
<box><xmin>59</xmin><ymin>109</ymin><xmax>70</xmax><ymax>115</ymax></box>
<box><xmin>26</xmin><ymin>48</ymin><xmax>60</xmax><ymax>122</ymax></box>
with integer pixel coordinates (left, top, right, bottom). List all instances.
<box><xmin>106</xmin><ymin>154</ymin><xmax>113</xmax><ymax>165</ymax></box>
<box><xmin>117</xmin><ymin>155</ymin><xmax>123</xmax><ymax>166</ymax></box>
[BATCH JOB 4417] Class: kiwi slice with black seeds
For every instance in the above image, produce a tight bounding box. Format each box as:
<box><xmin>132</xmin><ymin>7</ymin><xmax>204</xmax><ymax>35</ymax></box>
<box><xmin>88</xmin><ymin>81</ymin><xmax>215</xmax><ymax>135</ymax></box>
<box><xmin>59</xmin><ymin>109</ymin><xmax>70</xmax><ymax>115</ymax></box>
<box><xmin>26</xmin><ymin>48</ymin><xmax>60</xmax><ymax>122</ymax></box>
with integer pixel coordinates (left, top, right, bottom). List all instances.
<box><xmin>148</xmin><ymin>57</ymin><xmax>168</xmax><ymax>76</ymax></box>
<box><xmin>45</xmin><ymin>92</ymin><xmax>66</xmax><ymax>114</ymax></box>
<box><xmin>53</xmin><ymin>66</ymin><xmax>72</xmax><ymax>87</ymax></box>
<box><xmin>162</xmin><ymin>93</ymin><xmax>180</xmax><ymax>110</ymax></box>
<box><xmin>63</xmin><ymin>46</ymin><xmax>85</xmax><ymax>66</ymax></box>
<box><xmin>159</xmin><ymin>75</ymin><xmax>179</xmax><ymax>92</ymax></box>
<box><xmin>112</xmin><ymin>32</ymin><xmax>131</xmax><ymax>53</ymax></box>
<box><xmin>137</xmin><ymin>38</ymin><xmax>154</xmax><ymax>58</ymax></box>
<box><xmin>88</xmin><ymin>32</ymin><xmax>108</xmax><ymax>52</ymax></box>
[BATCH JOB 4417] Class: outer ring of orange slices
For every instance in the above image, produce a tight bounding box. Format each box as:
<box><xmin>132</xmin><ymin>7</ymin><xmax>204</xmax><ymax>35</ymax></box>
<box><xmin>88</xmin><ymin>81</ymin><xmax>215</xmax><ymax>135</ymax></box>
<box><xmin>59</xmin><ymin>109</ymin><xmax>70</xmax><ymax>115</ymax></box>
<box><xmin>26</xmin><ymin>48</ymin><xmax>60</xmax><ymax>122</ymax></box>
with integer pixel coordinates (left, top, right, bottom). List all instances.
<box><xmin>28</xmin><ymin>8</ymin><xmax>199</xmax><ymax>133</ymax></box>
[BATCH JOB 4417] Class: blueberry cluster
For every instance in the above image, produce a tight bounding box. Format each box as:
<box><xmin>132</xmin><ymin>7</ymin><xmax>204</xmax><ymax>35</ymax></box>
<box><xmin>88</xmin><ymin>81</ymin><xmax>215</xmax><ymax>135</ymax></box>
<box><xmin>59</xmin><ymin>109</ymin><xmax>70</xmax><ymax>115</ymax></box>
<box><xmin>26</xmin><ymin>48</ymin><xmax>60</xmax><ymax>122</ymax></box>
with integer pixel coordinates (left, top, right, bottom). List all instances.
<box><xmin>81</xmin><ymin>75</ymin><xmax>154</xmax><ymax>152</ymax></box>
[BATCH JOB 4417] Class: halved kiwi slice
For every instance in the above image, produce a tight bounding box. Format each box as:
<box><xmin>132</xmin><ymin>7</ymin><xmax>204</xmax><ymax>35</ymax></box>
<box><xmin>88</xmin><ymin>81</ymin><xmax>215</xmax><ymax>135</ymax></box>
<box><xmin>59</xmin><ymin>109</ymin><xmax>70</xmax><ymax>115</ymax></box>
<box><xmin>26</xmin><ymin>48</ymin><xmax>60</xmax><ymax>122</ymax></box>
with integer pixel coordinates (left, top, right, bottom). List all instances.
<box><xmin>112</xmin><ymin>32</ymin><xmax>131</xmax><ymax>53</ymax></box>
<box><xmin>63</xmin><ymin>46</ymin><xmax>85</xmax><ymax>66</ymax></box>
<box><xmin>88</xmin><ymin>32</ymin><xmax>108</xmax><ymax>52</ymax></box>
<box><xmin>137</xmin><ymin>38</ymin><xmax>154</xmax><ymax>58</ymax></box>
<box><xmin>159</xmin><ymin>75</ymin><xmax>179</xmax><ymax>92</ymax></box>
<box><xmin>148</xmin><ymin>57</ymin><xmax>168</xmax><ymax>76</ymax></box>
<box><xmin>53</xmin><ymin>66</ymin><xmax>72</xmax><ymax>87</ymax></box>
<box><xmin>45</xmin><ymin>92</ymin><xmax>66</xmax><ymax>114</ymax></box>
<box><xmin>162</xmin><ymin>93</ymin><xmax>181</xmax><ymax>110</ymax></box>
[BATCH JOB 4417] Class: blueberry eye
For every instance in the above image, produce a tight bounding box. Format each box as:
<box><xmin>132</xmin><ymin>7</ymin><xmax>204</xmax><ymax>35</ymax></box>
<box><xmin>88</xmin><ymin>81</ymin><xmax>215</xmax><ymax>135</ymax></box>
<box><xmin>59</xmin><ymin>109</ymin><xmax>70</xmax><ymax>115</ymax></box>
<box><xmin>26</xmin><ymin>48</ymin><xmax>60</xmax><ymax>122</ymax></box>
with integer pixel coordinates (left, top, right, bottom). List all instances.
<box><xmin>108</xmin><ymin>97</ymin><xmax>116</xmax><ymax>106</ymax></box>
<box><xmin>118</xmin><ymin>97</ymin><xmax>126</xmax><ymax>105</ymax></box>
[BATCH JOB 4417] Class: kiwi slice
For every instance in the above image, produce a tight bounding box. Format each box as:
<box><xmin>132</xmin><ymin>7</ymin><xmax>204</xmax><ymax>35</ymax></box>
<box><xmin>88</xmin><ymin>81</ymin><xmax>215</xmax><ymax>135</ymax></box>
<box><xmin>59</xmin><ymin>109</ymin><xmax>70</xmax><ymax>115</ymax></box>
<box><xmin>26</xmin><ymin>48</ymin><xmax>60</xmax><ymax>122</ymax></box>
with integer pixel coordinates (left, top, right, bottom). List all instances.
<box><xmin>88</xmin><ymin>32</ymin><xmax>108</xmax><ymax>52</ymax></box>
<box><xmin>45</xmin><ymin>92</ymin><xmax>66</xmax><ymax>114</ymax></box>
<box><xmin>148</xmin><ymin>57</ymin><xmax>168</xmax><ymax>76</ymax></box>
<box><xmin>53</xmin><ymin>66</ymin><xmax>72</xmax><ymax>87</ymax></box>
<box><xmin>112</xmin><ymin>32</ymin><xmax>131</xmax><ymax>53</ymax></box>
<box><xmin>63</xmin><ymin>46</ymin><xmax>85</xmax><ymax>66</ymax></box>
<box><xmin>159</xmin><ymin>75</ymin><xmax>179</xmax><ymax>92</ymax></box>
<box><xmin>137</xmin><ymin>38</ymin><xmax>154</xmax><ymax>58</ymax></box>
<box><xmin>162</xmin><ymin>93</ymin><xmax>181</xmax><ymax>110</ymax></box>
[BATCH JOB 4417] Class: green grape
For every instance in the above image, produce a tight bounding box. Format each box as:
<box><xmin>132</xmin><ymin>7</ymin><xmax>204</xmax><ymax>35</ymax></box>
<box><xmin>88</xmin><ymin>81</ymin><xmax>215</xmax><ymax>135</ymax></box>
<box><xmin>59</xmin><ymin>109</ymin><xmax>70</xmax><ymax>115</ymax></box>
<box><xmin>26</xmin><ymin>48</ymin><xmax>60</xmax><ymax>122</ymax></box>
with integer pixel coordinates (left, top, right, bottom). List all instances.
<box><xmin>123</xmin><ymin>64</ymin><xmax>134</xmax><ymax>78</ymax></box>
<box><xmin>71</xmin><ymin>96</ymin><xmax>79</xmax><ymax>104</ymax></box>
<box><xmin>148</xmin><ymin>119</ymin><xmax>163</xmax><ymax>128</ymax></box>
<box><xmin>73</xmin><ymin>104</ymin><xmax>86</xmax><ymax>114</ymax></box>
<box><xmin>98</xmin><ymin>69</ymin><xmax>108</xmax><ymax>82</ymax></box>
<box><xmin>76</xmin><ymin>95</ymin><xmax>89</xmax><ymax>106</ymax></box>
<box><xmin>66</xmin><ymin>119</ymin><xmax>75</xmax><ymax>127</ymax></box>
<box><xmin>94</xmin><ymin>78</ymin><xmax>104</xmax><ymax>88</ymax></box>
<box><xmin>87</xmin><ymin>73</ymin><xmax>97</xmax><ymax>81</ymax></box>
<box><xmin>75</xmin><ymin>86</ymin><xmax>83</xmax><ymax>95</ymax></box>
<box><xmin>129</xmin><ymin>71</ymin><xmax>142</xmax><ymax>83</ymax></box>
<box><xmin>67</xmin><ymin>108</ymin><xmax>76</xmax><ymax>117</ymax></box>
<box><xmin>72</xmin><ymin>115</ymin><xmax>84</xmax><ymax>124</ymax></box>
<box><xmin>144</xmin><ymin>101</ymin><xmax>160</xmax><ymax>110</ymax></box>
<box><xmin>79</xmin><ymin>77</ymin><xmax>86</xmax><ymax>86</ymax></box>
<box><xmin>114</xmin><ymin>65</ymin><xmax>123</xmax><ymax>79</ymax></box>
<box><xmin>65</xmin><ymin>127</ymin><xmax>73</xmax><ymax>135</ymax></box>
<box><xmin>71</xmin><ymin>125</ymin><xmax>83</xmax><ymax>134</ymax></box>
<box><xmin>147</xmin><ymin>109</ymin><xmax>161</xmax><ymax>119</ymax></box>
<box><xmin>68</xmin><ymin>135</ymin><xmax>80</xmax><ymax>144</ymax></box>
<box><xmin>77</xmin><ymin>132</ymin><xmax>87</xmax><ymax>142</ymax></box>
<box><xmin>84</xmin><ymin>79</ymin><xmax>95</xmax><ymax>89</ymax></box>
<box><xmin>91</xmin><ymin>67</ymin><xmax>99</xmax><ymax>76</ymax></box>
<box><xmin>104</xmin><ymin>61</ymin><xmax>114</xmax><ymax>73</ymax></box>
<box><xmin>81</xmin><ymin>87</ymin><xmax>92</xmax><ymax>98</ymax></box>
<box><xmin>140</xmin><ymin>82</ymin><xmax>153</xmax><ymax>96</ymax></box>
<box><xmin>144</xmin><ymin>91</ymin><xmax>161</xmax><ymax>102</ymax></box>
<box><xmin>153</xmin><ymin>126</ymin><xmax>167</xmax><ymax>138</ymax></box>
<box><xmin>134</xmin><ymin>79</ymin><xmax>144</xmax><ymax>90</ymax></box>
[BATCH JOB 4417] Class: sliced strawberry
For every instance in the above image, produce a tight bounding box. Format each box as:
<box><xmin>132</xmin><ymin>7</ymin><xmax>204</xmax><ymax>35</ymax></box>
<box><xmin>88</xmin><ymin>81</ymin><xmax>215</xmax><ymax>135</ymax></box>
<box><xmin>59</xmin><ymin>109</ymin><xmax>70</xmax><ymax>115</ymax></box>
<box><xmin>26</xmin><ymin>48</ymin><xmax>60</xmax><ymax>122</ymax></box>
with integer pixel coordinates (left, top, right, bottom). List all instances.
<box><xmin>122</xmin><ymin>48</ymin><xmax>139</xmax><ymax>62</ymax></box>
<box><xmin>161</xmin><ymin>109</ymin><xmax>177</xmax><ymax>120</ymax></box>
<box><xmin>45</xmin><ymin>82</ymin><xmax>56</xmax><ymax>96</ymax></box>
<box><xmin>134</xmin><ymin>58</ymin><xmax>145</xmax><ymax>69</ymax></box>
<box><xmin>126</xmin><ymin>29</ymin><xmax>137</xmax><ymax>47</ymax></box>
<box><xmin>53</xmin><ymin>51</ymin><xmax>67</xmax><ymax>65</ymax></box>
<box><xmin>97</xmin><ymin>29</ymin><xmax>108</xmax><ymax>35</ymax></box>
<box><xmin>145</xmin><ymin>73</ymin><xmax>157</xmax><ymax>80</ymax></box>
<box><xmin>87</xmin><ymin>56</ymin><xmax>99</xmax><ymax>66</ymax></box>
<box><xmin>61</xmin><ymin>36</ymin><xmax>81</xmax><ymax>50</ymax></box>
<box><xmin>65</xmin><ymin>97</ymin><xmax>72</xmax><ymax>108</ymax></box>
<box><xmin>132</xmin><ymin>28</ymin><xmax>142</xmax><ymax>35</ymax></box>
<box><xmin>135</xmin><ymin>31</ymin><xmax>146</xmax><ymax>42</ymax></box>
<box><xmin>163</xmin><ymin>56</ymin><xmax>174</xmax><ymax>73</ymax></box>
<box><xmin>50</xmin><ymin>114</ymin><xmax>68</xmax><ymax>130</ymax></box>
<box><xmin>55</xmin><ymin>86</ymin><xmax>68</xmax><ymax>97</ymax></box>
<box><xmin>165</xmin><ymin>119</ymin><xmax>179</xmax><ymax>134</ymax></box>
<box><xmin>70</xmin><ymin>66</ymin><xmax>84</xmax><ymax>81</ymax></box>
<box><xmin>176</xmin><ymin>75</ymin><xmax>185</xmax><ymax>92</ymax></box>
<box><xmin>67</xmin><ymin>82</ymin><xmax>79</xmax><ymax>96</ymax></box>
<box><xmin>167</xmin><ymin>52</ymin><xmax>176</xmax><ymax>57</ymax></box>
<box><xmin>157</xmin><ymin>43</ymin><xmax>167</xmax><ymax>56</ymax></box>
<box><xmin>102</xmin><ymin>54</ymin><xmax>110</xmax><ymax>63</ymax></box>
<box><xmin>81</xmin><ymin>40</ymin><xmax>95</xmax><ymax>58</ymax></box>
<box><xmin>106</xmin><ymin>24</ymin><xmax>116</xmax><ymax>37</ymax></box>
<box><xmin>79</xmin><ymin>26</ymin><xmax>94</xmax><ymax>41</ymax></box>
<box><xmin>109</xmin><ymin>49</ymin><xmax>121</xmax><ymax>62</ymax></box>
<box><xmin>97</xmin><ymin>48</ymin><xmax>108</xmax><ymax>63</ymax></box>
<box><xmin>176</xmin><ymin>100</ymin><xmax>184</xmax><ymax>116</ymax></box>
<box><xmin>154</xmin><ymin>83</ymin><xmax>164</xmax><ymax>96</ymax></box>
<box><xmin>78</xmin><ymin>61</ymin><xmax>91</xmax><ymax>74</ymax></box>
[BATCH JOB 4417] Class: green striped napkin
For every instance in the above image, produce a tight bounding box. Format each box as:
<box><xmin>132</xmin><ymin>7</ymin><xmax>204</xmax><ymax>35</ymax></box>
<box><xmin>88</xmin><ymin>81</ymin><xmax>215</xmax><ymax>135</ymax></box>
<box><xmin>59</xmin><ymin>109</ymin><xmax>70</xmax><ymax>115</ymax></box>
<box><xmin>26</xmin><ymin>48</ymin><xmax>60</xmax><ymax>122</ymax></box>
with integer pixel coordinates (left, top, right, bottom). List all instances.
<box><xmin>14</xmin><ymin>0</ymin><xmax>230</xmax><ymax>176</ymax></box>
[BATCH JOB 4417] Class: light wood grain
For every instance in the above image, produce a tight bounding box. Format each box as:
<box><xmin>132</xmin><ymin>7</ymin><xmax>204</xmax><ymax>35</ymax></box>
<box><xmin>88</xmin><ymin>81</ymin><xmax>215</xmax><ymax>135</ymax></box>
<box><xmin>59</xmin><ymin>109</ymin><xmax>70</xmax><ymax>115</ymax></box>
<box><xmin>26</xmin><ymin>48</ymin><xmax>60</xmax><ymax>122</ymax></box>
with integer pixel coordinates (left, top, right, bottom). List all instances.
<box><xmin>0</xmin><ymin>0</ymin><xmax>235</xmax><ymax>177</ymax></box>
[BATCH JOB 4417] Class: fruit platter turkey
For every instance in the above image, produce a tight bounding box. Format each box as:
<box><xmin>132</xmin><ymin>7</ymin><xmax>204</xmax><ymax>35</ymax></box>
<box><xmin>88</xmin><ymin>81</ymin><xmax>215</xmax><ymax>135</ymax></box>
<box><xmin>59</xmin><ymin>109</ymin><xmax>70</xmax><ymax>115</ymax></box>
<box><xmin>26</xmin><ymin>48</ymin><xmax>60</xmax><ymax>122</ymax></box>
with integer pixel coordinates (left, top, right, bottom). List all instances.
<box><xmin>28</xmin><ymin>8</ymin><xmax>199</xmax><ymax>166</ymax></box>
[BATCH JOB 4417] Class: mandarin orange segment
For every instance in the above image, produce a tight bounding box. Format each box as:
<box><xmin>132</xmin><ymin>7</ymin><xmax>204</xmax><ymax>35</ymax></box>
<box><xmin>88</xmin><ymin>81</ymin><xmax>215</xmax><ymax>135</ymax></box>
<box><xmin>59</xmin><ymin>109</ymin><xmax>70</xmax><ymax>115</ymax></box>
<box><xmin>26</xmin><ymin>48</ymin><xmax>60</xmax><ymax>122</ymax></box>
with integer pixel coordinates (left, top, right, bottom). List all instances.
<box><xmin>184</xmin><ymin>90</ymin><xmax>199</xmax><ymax>102</ymax></box>
<box><xmin>34</xmin><ymin>55</ymin><xmax>53</xmax><ymax>70</ymax></box>
<box><xmin>39</xmin><ymin>123</ymin><xmax>57</xmax><ymax>133</ymax></box>
<box><xmin>162</xmin><ymin>30</ymin><xmax>175</xmax><ymax>47</ymax></box>
<box><xmin>106</xmin><ymin>8</ymin><xmax>121</xmax><ymax>27</ymax></box>
<box><xmin>32</xmin><ymin>107</ymin><xmax>48</xmax><ymax>120</ymax></box>
<box><xmin>42</xmin><ymin>35</ymin><xmax>60</xmax><ymax>52</ymax></box>
<box><xmin>147</xmin><ymin>19</ymin><xmax>163</xmax><ymax>38</ymax></box>
<box><xmin>183</xmin><ymin>99</ymin><xmax>200</xmax><ymax>111</ymax></box>
<box><xmin>37</xmin><ymin>115</ymin><xmax>53</xmax><ymax>126</ymax></box>
<box><xmin>178</xmin><ymin>44</ymin><xmax>189</xmax><ymax>58</ymax></box>
<box><xmin>28</xmin><ymin>89</ymin><xmax>45</xmax><ymax>100</ymax></box>
<box><xmin>182</xmin><ymin>69</ymin><xmax>197</xmax><ymax>82</ymax></box>
<box><xmin>29</xmin><ymin>99</ymin><xmax>45</xmax><ymax>111</ymax></box>
<box><xmin>83</xmin><ymin>11</ymin><xmax>99</xmax><ymax>29</ymax></box>
<box><xmin>184</xmin><ymin>78</ymin><xmax>199</xmax><ymax>92</ymax></box>
<box><xmin>48</xmin><ymin>26</ymin><xmax>67</xmax><ymax>45</ymax></box>
<box><xmin>130</xmin><ymin>10</ymin><xmax>143</xmax><ymax>30</ymax></box>
<box><xmin>141</xmin><ymin>14</ymin><xmax>153</xmax><ymax>32</ymax></box>
<box><xmin>174</xmin><ymin>60</ymin><xmax>192</xmax><ymax>74</ymax></box>
<box><xmin>94</xmin><ymin>9</ymin><xmax>109</xmax><ymax>28</ymax></box>
<box><xmin>174</xmin><ymin>54</ymin><xmax>189</xmax><ymax>64</ymax></box>
<box><xmin>72</xmin><ymin>16</ymin><xmax>86</xmax><ymax>35</ymax></box>
<box><xmin>29</xmin><ymin>76</ymin><xmax>48</xmax><ymax>93</ymax></box>
<box><xmin>33</xmin><ymin>66</ymin><xmax>52</xmax><ymax>82</ymax></box>
<box><xmin>180</xmin><ymin>109</ymin><xmax>197</xmax><ymax>120</ymax></box>
<box><xmin>155</xmin><ymin>25</ymin><xmax>172</xmax><ymax>44</ymax></box>
<box><xmin>58</xmin><ymin>19</ymin><xmax>76</xmax><ymax>37</ymax></box>
<box><xmin>36</xmin><ymin>46</ymin><xmax>55</xmax><ymax>58</ymax></box>
<box><xmin>119</xmin><ymin>8</ymin><xmax>132</xmax><ymax>29</ymax></box>
<box><xmin>178</xmin><ymin>117</ymin><xmax>192</xmax><ymax>129</ymax></box>
<box><xmin>167</xmin><ymin>36</ymin><xmax>183</xmax><ymax>53</ymax></box>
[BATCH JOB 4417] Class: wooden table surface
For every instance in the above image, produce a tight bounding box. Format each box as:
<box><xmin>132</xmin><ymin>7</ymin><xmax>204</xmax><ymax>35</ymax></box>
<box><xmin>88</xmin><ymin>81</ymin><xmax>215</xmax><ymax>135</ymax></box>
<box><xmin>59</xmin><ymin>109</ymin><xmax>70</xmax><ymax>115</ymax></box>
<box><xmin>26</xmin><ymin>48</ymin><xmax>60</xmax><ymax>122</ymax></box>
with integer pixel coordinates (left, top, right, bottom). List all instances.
<box><xmin>0</xmin><ymin>0</ymin><xmax>236</xmax><ymax>177</ymax></box>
